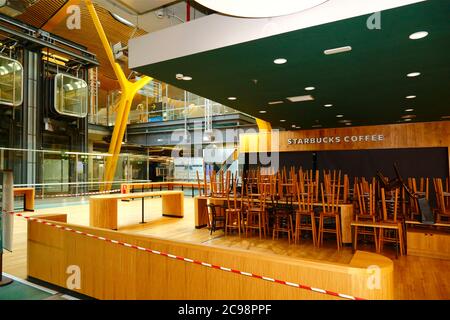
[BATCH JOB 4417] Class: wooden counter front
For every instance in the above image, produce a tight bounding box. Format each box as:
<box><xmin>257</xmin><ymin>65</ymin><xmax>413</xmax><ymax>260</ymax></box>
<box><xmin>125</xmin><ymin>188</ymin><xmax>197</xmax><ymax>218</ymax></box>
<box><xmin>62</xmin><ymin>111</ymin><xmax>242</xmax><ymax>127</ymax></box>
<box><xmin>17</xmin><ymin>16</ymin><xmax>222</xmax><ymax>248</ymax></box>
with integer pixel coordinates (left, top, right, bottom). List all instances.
<box><xmin>90</xmin><ymin>191</ymin><xmax>184</xmax><ymax>230</ymax></box>
<box><xmin>28</xmin><ymin>214</ymin><xmax>394</xmax><ymax>300</ymax></box>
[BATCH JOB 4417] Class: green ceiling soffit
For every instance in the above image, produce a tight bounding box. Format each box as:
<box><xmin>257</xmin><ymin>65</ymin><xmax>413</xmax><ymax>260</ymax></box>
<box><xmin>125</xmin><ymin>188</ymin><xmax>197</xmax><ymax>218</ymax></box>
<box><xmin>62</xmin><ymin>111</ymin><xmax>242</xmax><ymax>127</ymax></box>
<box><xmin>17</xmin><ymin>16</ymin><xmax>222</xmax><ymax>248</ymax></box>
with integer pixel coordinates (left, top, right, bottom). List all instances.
<box><xmin>133</xmin><ymin>0</ymin><xmax>450</xmax><ymax>129</ymax></box>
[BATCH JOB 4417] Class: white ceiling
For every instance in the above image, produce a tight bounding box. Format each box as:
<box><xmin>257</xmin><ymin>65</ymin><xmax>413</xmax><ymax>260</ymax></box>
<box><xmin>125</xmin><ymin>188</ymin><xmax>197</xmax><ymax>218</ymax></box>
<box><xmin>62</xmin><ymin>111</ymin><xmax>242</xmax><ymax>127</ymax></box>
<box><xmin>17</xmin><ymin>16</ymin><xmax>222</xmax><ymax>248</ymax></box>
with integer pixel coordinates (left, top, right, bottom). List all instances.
<box><xmin>94</xmin><ymin>0</ymin><xmax>206</xmax><ymax>33</ymax></box>
<box><xmin>112</xmin><ymin>0</ymin><xmax>177</xmax><ymax>15</ymax></box>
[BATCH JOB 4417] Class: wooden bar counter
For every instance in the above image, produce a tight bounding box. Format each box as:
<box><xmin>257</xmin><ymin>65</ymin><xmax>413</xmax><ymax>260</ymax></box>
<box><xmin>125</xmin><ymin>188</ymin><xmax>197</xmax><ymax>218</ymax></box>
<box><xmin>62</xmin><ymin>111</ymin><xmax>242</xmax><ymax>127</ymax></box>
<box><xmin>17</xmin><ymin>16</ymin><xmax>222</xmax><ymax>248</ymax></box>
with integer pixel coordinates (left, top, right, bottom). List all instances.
<box><xmin>194</xmin><ymin>196</ymin><xmax>354</xmax><ymax>243</ymax></box>
<box><xmin>90</xmin><ymin>191</ymin><xmax>184</xmax><ymax>230</ymax></box>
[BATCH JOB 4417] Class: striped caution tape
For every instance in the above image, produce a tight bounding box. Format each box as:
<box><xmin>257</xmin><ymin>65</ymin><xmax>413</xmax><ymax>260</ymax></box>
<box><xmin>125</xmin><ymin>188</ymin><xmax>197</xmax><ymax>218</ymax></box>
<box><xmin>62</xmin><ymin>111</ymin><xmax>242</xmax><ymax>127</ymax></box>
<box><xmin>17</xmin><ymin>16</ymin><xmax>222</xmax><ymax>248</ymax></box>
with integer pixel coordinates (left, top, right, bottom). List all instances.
<box><xmin>4</xmin><ymin>210</ymin><xmax>366</xmax><ymax>300</ymax></box>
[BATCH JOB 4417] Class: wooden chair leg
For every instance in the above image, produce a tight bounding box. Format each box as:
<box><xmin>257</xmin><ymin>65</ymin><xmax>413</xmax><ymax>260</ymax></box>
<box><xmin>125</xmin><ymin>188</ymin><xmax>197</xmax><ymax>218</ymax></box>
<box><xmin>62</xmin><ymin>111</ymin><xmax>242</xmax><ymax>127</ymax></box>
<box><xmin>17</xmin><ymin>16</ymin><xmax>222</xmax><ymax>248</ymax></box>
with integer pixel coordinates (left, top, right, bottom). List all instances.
<box><xmin>311</xmin><ymin>214</ymin><xmax>317</xmax><ymax>247</ymax></box>
<box><xmin>354</xmin><ymin>226</ymin><xmax>358</xmax><ymax>251</ymax></box>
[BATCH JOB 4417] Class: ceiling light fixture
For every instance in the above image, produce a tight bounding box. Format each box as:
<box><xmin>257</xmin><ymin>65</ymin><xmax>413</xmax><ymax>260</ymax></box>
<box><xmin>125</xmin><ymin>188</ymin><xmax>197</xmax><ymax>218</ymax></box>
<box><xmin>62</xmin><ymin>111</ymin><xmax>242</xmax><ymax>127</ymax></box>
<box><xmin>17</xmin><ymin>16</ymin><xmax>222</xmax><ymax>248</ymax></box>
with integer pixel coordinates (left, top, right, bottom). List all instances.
<box><xmin>287</xmin><ymin>95</ymin><xmax>314</xmax><ymax>102</ymax></box>
<box><xmin>324</xmin><ymin>46</ymin><xmax>352</xmax><ymax>55</ymax></box>
<box><xmin>259</xmin><ymin>110</ymin><xmax>267</xmax><ymax>114</ymax></box>
<box><xmin>405</xmin><ymin>108</ymin><xmax>414</xmax><ymax>112</ymax></box>
<box><xmin>111</xmin><ymin>13</ymin><xmax>135</xmax><ymax>28</ymax></box>
<box><xmin>406</xmin><ymin>95</ymin><xmax>416</xmax><ymax>99</ymax></box>
<box><xmin>336</xmin><ymin>115</ymin><xmax>344</xmax><ymax>118</ymax></box>
<box><xmin>194</xmin><ymin>0</ymin><xmax>328</xmax><ymax>18</ymax></box>
<box><xmin>305</xmin><ymin>87</ymin><xmax>315</xmax><ymax>91</ymax></box>
<box><xmin>407</xmin><ymin>72</ymin><xmax>421</xmax><ymax>78</ymax></box>
<box><xmin>269</xmin><ymin>101</ymin><xmax>284</xmax><ymax>105</ymax></box>
<box><xmin>274</xmin><ymin>58</ymin><xmax>288</xmax><ymax>65</ymax></box>
<box><xmin>409</xmin><ymin>31</ymin><xmax>429</xmax><ymax>40</ymax></box>
<box><xmin>280</xmin><ymin>120</ymin><xmax>286</xmax><ymax>122</ymax></box>
<box><xmin>182</xmin><ymin>76</ymin><xmax>192</xmax><ymax>81</ymax></box>
<box><xmin>228</xmin><ymin>97</ymin><xmax>237</xmax><ymax>101</ymax></box>
<box><xmin>324</xmin><ymin>104</ymin><xmax>333</xmax><ymax>108</ymax></box>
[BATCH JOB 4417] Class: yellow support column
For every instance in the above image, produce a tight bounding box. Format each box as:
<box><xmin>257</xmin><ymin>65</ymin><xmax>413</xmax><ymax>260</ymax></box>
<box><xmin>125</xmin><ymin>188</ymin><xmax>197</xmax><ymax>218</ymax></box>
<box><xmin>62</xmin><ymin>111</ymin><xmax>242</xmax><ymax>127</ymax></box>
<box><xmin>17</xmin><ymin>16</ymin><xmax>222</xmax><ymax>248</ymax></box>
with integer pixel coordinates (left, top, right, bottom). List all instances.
<box><xmin>85</xmin><ymin>0</ymin><xmax>152</xmax><ymax>190</ymax></box>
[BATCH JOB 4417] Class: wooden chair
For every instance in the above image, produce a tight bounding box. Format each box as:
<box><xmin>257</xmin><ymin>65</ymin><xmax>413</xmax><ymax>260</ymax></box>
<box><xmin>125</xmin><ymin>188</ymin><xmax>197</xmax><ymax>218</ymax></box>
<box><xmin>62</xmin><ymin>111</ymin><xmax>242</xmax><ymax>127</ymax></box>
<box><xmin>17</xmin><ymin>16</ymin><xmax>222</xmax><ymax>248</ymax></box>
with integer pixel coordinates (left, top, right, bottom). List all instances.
<box><xmin>294</xmin><ymin>179</ymin><xmax>317</xmax><ymax>246</ymax></box>
<box><xmin>225</xmin><ymin>178</ymin><xmax>244</xmax><ymax>237</ymax></box>
<box><xmin>318</xmin><ymin>178</ymin><xmax>342</xmax><ymax>250</ymax></box>
<box><xmin>272</xmin><ymin>174</ymin><xmax>294</xmax><ymax>243</ymax></box>
<box><xmin>245</xmin><ymin>183</ymin><xmax>268</xmax><ymax>239</ymax></box>
<box><xmin>378</xmin><ymin>188</ymin><xmax>405</xmax><ymax>256</ymax></box>
<box><xmin>434</xmin><ymin>178</ymin><xmax>450</xmax><ymax>222</ymax></box>
<box><xmin>353</xmin><ymin>181</ymin><xmax>379</xmax><ymax>252</ymax></box>
<box><xmin>207</xmin><ymin>203</ymin><xmax>225</xmax><ymax>235</ymax></box>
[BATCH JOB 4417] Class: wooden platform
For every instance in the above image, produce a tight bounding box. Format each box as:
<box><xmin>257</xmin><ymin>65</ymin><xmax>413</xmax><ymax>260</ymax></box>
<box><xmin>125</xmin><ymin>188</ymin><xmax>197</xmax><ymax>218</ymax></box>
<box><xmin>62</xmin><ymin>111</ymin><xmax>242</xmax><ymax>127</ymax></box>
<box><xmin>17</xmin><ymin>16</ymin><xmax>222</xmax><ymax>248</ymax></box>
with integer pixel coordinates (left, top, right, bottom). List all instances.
<box><xmin>3</xmin><ymin>197</ymin><xmax>450</xmax><ymax>299</ymax></box>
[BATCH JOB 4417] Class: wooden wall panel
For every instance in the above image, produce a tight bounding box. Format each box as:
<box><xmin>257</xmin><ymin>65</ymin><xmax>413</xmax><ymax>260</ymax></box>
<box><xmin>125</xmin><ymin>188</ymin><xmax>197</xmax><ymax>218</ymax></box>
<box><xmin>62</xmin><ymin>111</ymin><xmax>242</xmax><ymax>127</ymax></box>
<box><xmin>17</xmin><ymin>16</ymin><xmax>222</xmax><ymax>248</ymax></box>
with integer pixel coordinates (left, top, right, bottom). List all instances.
<box><xmin>240</xmin><ymin>122</ymin><xmax>450</xmax><ymax>153</ymax></box>
<box><xmin>240</xmin><ymin>122</ymin><xmax>450</xmax><ymax>175</ymax></box>
<box><xmin>28</xmin><ymin>215</ymin><xmax>394</xmax><ymax>300</ymax></box>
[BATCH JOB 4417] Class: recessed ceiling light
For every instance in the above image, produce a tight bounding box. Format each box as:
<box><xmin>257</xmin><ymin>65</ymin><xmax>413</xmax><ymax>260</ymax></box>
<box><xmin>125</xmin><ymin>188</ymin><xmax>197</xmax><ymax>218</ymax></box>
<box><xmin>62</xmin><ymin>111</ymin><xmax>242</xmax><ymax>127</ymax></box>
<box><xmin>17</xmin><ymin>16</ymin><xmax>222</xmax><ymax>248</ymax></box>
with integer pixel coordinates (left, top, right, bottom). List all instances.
<box><xmin>268</xmin><ymin>101</ymin><xmax>284</xmax><ymax>105</ymax></box>
<box><xmin>324</xmin><ymin>104</ymin><xmax>333</xmax><ymax>108</ymax></box>
<box><xmin>305</xmin><ymin>87</ymin><xmax>315</xmax><ymax>91</ymax></box>
<box><xmin>287</xmin><ymin>95</ymin><xmax>314</xmax><ymax>102</ymax></box>
<box><xmin>182</xmin><ymin>76</ymin><xmax>192</xmax><ymax>81</ymax></box>
<box><xmin>407</xmin><ymin>72</ymin><xmax>421</xmax><ymax>78</ymax></box>
<box><xmin>280</xmin><ymin>120</ymin><xmax>286</xmax><ymax>122</ymax></box>
<box><xmin>336</xmin><ymin>115</ymin><xmax>344</xmax><ymax>118</ymax></box>
<box><xmin>405</xmin><ymin>108</ymin><xmax>414</xmax><ymax>112</ymax></box>
<box><xmin>324</xmin><ymin>46</ymin><xmax>352</xmax><ymax>55</ymax></box>
<box><xmin>345</xmin><ymin>123</ymin><xmax>352</xmax><ymax>126</ymax></box>
<box><xmin>274</xmin><ymin>58</ymin><xmax>287</xmax><ymax>65</ymax></box>
<box><xmin>404</xmin><ymin>119</ymin><xmax>412</xmax><ymax>122</ymax></box>
<box><xmin>406</xmin><ymin>95</ymin><xmax>416</xmax><ymax>99</ymax></box>
<box><xmin>312</xmin><ymin>124</ymin><xmax>322</xmax><ymax>128</ymax></box>
<box><xmin>401</xmin><ymin>115</ymin><xmax>416</xmax><ymax>119</ymax></box>
<box><xmin>259</xmin><ymin>110</ymin><xmax>267</xmax><ymax>114</ymax></box>
<box><xmin>228</xmin><ymin>97</ymin><xmax>237</xmax><ymax>101</ymax></box>
<box><xmin>409</xmin><ymin>31</ymin><xmax>429</xmax><ymax>40</ymax></box>
<box><xmin>291</xmin><ymin>125</ymin><xmax>296</xmax><ymax>128</ymax></box>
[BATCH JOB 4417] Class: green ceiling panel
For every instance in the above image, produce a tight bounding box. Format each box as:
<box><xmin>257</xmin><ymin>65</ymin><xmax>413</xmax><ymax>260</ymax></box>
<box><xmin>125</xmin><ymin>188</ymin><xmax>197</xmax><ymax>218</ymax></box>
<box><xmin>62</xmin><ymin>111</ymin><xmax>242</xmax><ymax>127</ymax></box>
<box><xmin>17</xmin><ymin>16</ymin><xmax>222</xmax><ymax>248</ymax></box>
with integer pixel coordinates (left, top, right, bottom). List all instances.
<box><xmin>133</xmin><ymin>0</ymin><xmax>450</xmax><ymax>129</ymax></box>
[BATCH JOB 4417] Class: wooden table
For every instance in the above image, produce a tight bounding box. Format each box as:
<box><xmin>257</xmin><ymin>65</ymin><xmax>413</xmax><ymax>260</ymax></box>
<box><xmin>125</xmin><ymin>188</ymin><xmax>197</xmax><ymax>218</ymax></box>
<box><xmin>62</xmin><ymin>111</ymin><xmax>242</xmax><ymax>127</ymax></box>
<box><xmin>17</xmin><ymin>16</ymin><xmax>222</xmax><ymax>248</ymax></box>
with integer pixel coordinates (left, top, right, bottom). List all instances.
<box><xmin>13</xmin><ymin>187</ymin><xmax>35</xmax><ymax>211</ymax></box>
<box><xmin>121</xmin><ymin>182</ymin><xmax>198</xmax><ymax>197</ymax></box>
<box><xmin>90</xmin><ymin>191</ymin><xmax>184</xmax><ymax>230</ymax></box>
<box><xmin>194</xmin><ymin>196</ymin><xmax>354</xmax><ymax>244</ymax></box>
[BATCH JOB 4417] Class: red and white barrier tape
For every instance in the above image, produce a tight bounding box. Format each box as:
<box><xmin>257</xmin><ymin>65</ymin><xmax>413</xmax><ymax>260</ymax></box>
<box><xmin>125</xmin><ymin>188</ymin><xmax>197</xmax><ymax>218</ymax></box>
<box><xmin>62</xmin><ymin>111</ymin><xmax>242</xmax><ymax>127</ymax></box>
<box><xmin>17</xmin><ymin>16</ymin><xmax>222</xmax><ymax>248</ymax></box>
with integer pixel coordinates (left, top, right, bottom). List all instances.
<box><xmin>35</xmin><ymin>189</ymin><xmax>121</xmax><ymax>199</ymax></box>
<box><xmin>4</xmin><ymin>210</ymin><xmax>365</xmax><ymax>300</ymax></box>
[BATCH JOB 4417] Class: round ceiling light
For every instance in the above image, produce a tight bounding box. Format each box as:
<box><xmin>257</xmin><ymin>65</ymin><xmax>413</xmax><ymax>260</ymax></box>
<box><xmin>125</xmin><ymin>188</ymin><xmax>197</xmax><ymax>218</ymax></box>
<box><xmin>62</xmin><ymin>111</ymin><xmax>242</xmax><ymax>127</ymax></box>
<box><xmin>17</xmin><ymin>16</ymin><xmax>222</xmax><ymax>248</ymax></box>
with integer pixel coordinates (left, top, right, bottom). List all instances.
<box><xmin>182</xmin><ymin>76</ymin><xmax>192</xmax><ymax>81</ymax></box>
<box><xmin>409</xmin><ymin>31</ymin><xmax>429</xmax><ymax>40</ymax></box>
<box><xmin>336</xmin><ymin>114</ymin><xmax>344</xmax><ymax>118</ymax></box>
<box><xmin>324</xmin><ymin>104</ymin><xmax>333</xmax><ymax>108</ymax></box>
<box><xmin>194</xmin><ymin>0</ymin><xmax>329</xmax><ymax>18</ymax></box>
<box><xmin>305</xmin><ymin>87</ymin><xmax>316</xmax><ymax>91</ymax></box>
<box><xmin>407</xmin><ymin>72</ymin><xmax>421</xmax><ymax>78</ymax></box>
<box><xmin>280</xmin><ymin>119</ymin><xmax>286</xmax><ymax>122</ymax></box>
<box><xmin>406</xmin><ymin>95</ymin><xmax>416</xmax><ymax>99</ymax></box>
<box><xmin>228</xmin><ymin>97</ymin><xmax>237</xmax><ymax>101</ymax></box>
<box><xmin>259</xmin><ymin>110</ymin><xmax>267</xmax><ymax>114</ymax></box>
<box><xmin>274</xmin><ymin>58</ymin><xmax>287</xmax><ymax>65</ymax></box>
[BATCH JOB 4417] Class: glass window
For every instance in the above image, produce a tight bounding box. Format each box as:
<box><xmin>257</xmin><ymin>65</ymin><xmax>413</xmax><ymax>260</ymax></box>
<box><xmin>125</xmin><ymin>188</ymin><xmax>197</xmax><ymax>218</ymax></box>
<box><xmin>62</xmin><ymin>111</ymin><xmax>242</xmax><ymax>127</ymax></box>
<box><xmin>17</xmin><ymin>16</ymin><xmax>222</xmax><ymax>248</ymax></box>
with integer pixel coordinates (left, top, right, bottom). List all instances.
<box><xmin>0</xmin><ymin>56</ymin><xmax>23</xmax><ymax>107</ymax></box>
<box><xmin>54</xmin><ymin>73</ymin><xmax>88</xmax><ymax>118</ymax></box>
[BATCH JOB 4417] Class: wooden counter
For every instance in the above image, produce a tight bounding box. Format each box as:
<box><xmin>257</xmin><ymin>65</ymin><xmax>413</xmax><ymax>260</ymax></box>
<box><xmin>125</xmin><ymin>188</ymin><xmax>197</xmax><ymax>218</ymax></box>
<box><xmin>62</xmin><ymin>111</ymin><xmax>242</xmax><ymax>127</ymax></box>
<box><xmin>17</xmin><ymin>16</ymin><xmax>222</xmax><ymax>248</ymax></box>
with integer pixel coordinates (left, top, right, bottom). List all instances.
<box><xmin>121</xmin><ymin>182</ymin><xmax>198</xmax><ymax>197</ymax></box>
<box><xmin>14</xmin><ymin>187</ymin><xmax>35</xmax><ymax>211</ymax></box>
<box><xmin>28</xmin><ymin>214</ymin><xmax>394</xmax><ymax>300</ymax></box>
<box><xmin>90</xmin><ymin>191</ymin><xmax>184</xmax><ymax>230</ymax></box>
<box><xmin>405</xmin><ymin>221</ymin><xmax>450</xmax><ymax>260</ymax></box>
<box><xmin>194</xmin><ymin>196</ymin><xmax>354</xmax><ymax>244</ymax></box>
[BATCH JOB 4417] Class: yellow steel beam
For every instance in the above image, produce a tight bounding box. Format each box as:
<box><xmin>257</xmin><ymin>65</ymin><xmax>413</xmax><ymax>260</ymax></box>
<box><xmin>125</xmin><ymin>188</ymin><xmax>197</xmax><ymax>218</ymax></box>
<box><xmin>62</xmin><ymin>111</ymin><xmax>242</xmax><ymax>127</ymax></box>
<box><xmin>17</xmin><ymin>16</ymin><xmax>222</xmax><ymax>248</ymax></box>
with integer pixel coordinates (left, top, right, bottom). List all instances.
<box><xmin>256</xmin><ymin>118</ymin><xmax>272</xmax><ymax>131</ymax></box>
<box><xmin>84</xmin><ymin>0</ymin><xmax>152</xmax><ymax>190</ymax></box>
